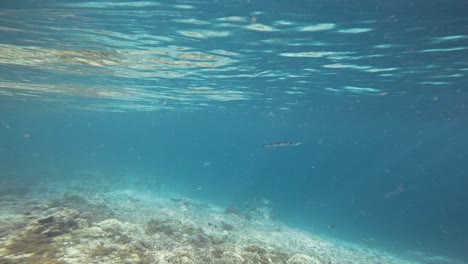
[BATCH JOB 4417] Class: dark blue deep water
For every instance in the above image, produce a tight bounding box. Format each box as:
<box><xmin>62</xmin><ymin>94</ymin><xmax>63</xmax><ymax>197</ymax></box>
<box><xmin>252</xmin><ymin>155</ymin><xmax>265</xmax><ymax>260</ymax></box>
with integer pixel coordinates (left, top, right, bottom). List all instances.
<box><xmin>1</xmin><ymin>0</ymin><xmax>468</xmax><ymax>262</ymax></box>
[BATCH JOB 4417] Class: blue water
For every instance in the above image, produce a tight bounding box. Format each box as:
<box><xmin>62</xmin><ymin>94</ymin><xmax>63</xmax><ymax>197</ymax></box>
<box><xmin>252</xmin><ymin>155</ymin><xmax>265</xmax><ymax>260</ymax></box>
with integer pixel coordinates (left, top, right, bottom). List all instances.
<box><xmin>1</xmin><ymin>0</ymin><xmax>468</xmax><ymax>262</ymax></box>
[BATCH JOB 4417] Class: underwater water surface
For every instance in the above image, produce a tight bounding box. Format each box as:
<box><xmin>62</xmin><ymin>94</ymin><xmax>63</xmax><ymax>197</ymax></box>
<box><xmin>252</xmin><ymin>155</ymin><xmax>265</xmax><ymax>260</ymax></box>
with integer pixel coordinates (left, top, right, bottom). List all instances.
<box><xmin>1</xmin><ymin>0</ymin><xmax>468</xmax><ymax>263</ymax></box>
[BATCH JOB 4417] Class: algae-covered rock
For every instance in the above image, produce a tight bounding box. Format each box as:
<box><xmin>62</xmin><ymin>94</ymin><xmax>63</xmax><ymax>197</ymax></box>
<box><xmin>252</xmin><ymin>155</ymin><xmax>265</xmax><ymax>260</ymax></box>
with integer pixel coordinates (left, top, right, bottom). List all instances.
<box><xmin>287</xmin><ymin>254</ymin><xmax>322</xmax><ymax>264</ymax></box>
<box><xmin>29</xmin><ymin>209</ymin><xmax>83</xmax><ymax>237</ymax></box>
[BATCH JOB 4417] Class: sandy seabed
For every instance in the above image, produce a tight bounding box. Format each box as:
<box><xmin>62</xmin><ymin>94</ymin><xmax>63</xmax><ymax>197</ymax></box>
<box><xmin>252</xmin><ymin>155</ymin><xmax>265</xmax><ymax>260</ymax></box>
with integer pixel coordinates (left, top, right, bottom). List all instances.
<box><xmin>0</xmin><ymin>174</ymin><xmax>463</xmax><ymax>264</ymax></box>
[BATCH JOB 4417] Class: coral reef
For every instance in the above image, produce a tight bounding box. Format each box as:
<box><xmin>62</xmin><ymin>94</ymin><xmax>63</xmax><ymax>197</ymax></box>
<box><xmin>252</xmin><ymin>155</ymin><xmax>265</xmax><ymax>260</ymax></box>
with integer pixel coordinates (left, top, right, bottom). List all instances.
<box><xmin>0</xmin><ymin>184</ymin><xmax>434</xmax><ymax>264</ymax></box>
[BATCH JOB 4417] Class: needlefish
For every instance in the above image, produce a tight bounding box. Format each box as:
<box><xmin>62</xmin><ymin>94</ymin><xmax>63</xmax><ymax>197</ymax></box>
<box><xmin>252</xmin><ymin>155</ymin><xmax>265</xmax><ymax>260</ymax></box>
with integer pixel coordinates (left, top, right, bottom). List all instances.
<box><xmin>263</xmin><ymin>141</ymin><xmax>302</xmax><ymax>148</ymax></box>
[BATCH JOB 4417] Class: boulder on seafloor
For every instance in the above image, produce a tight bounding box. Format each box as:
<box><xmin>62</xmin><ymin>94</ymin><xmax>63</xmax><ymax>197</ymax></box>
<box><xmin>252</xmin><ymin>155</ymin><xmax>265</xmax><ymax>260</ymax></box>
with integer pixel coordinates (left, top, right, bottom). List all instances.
<box><xmin>287</xmin><ymin>254</ymin><xmax>323</xmax><ymax>264</ymax></box>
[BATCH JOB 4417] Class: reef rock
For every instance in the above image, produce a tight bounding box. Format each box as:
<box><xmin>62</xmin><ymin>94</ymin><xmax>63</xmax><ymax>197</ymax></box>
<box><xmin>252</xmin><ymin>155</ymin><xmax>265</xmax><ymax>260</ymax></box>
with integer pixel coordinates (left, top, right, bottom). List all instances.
<box><xmin>287</xmin><ymin>254</ymin><xmax>322</xmax><ymax>264</ymax></box>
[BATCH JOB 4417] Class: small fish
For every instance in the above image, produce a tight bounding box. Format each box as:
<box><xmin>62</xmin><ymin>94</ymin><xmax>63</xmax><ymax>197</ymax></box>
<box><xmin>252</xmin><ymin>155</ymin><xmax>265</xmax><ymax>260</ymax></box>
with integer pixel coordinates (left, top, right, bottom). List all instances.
<box><xmin>263</xmin><ymin>141</ymin><xmax>302</xmax><ymax>148</ymax></box>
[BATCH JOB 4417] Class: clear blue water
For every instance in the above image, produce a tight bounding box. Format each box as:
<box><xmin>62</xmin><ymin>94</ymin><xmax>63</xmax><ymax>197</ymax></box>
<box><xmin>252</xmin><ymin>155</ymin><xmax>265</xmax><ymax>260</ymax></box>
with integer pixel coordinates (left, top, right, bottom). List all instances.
<box><xmin>1</xmin><ymin>0</ymin><xmax>468</xmax><ymax>262</ymax></box>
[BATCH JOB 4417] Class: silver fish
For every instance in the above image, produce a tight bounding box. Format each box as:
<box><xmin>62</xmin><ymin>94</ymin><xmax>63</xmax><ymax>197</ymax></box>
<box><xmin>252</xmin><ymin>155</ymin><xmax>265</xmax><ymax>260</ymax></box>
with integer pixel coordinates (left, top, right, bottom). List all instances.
<box><xmin>263</xmin><ymin>141</ymin><xmax>302</xmax><ymax>148</ymax></box>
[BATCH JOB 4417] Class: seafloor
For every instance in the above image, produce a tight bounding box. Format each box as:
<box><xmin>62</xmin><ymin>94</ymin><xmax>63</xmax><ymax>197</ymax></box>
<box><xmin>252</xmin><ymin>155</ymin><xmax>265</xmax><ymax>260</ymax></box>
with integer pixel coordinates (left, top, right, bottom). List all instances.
<box><xmin>0</xmin><ymin>170</ymin><xmax>462</xmax><ymax>264</ymax></box>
